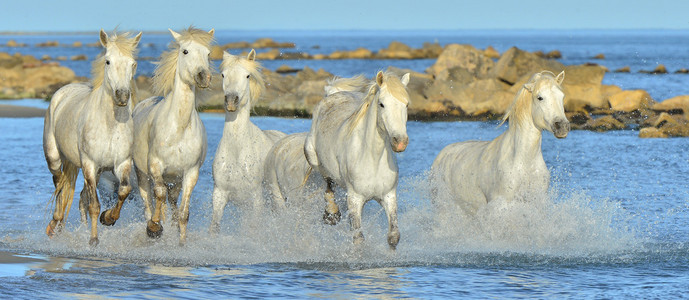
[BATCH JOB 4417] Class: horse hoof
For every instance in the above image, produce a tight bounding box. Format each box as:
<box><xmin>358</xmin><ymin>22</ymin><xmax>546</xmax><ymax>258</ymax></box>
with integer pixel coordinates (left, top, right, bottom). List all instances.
<box><xmin>323</xmin><ymin>210</ymin><xmax>341</xmax><ymax>225</ymax></box>
<box><xmin>146</xmin><ymin>221</ymin><xmax>163</xmax><ymax>239</ymax></box>
<box><xmin>99</xmin><ymin>210</ymin><xmax>116</xmax><ymax>226</ymax></box>
<box><xmin>353</xmin><ymin>232</ymin><xmax>364</xmax><ymax>245</ymax></box>
<box><xmin>387</xmin><ymin>231</ymin><xmax>400</xmax><ymax>250</ymax></box>
<box><xmin>45</xmin><ymin>220</ymin><xmax>61</xmax><ymax>237</ymax></box>
<box><xmin>89</xmin><ymin>237</ymin><xmax>99</xmax><ymax>247</ymax></box>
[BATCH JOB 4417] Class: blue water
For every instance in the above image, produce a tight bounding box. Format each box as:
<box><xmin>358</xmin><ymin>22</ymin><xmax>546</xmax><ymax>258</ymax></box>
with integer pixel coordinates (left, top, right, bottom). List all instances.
<box><xmin>1</xmin><ymin>30</ymin><xmax>689</xmax><ymax>297</ymax></box>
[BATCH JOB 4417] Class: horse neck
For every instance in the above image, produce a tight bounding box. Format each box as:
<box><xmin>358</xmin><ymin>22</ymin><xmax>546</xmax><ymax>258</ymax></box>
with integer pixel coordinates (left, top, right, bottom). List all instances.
<box><xmin>352</xmin><ymin>95</ymin><xmax>387</xmax><ymax>156</ymax></box>
<box><xmin>503</xmin><ymin>116</ymin><xmax>543</xmax><ymax>161</ymax></box>
<box><xmin>223</xmin><ymin>100</ymin><xmax>253</xmax><ymax>134</ymax></box>
<box><xmin>164</xmin><ymin>73</ymin><xmax>198</xmax><ymax>129</ymax></box>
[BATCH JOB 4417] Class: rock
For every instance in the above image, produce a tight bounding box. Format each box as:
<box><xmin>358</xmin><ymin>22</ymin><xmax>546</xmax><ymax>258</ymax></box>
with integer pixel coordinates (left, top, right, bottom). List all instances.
<box><xmin>584</xmin><ymin>115</ymin><xmax>626</xmax><ymax>131</ymax></box>
<box><xmin>641</xmin><ymin>112</ymin><xmax>679</xmax><ymax>128</ymax></box>
<box><xmin>545</xmin><ymin>50</ymin><xmax>562</xmax><ymax>59</ymax></box>
<box><xmin>675</xmin><ymin>68</ymin><xmax>689</xmax><ymax>74</ymax></box>
<box><xmin>0</xmin><ymin>61</ymin><xmax>77</xmax><ymax>99</ymax></box>
<box><xmin>639</xmin><ymin>64</ymin><xmax>667</xmax><ymax>74</ymax></box>
<box><xmin>420</xmin><ymin>42</ymin><xmax>443</xmax><ymax>58</ymax></box>
<box><xmin>608</xmin><ymin>90</ymin><xmax>656</xmax><ymax>112</ymax></box>
<box><xmin>70</xmin><ymin>54</ymin><xmax>88</xmax><ymax>61</ymax></box>
<box><xmin>252</xmin><ymin>38</ymin><xmax>295</xmax><ymax>49</ymax></box>
<box><xmin>329</xmin><ymin>48</ymin><xmax>372</xmax><ymax>59</ymax></box>
<box><xmin>639</xmin><ymin>127</ymin><xmax>668</xmax><ymax>138</ymax></box>
<box><xmin>614</xmin><ymin>66</ymin><xmax>631</xmax><ymax>73</ymax></box>
<box><xmin>222</xmin><ymin>41</ymin><xmax>251</xmax><ymax>49</ymax></box>
<box><xmin>566</xmin><ymin>111</ymin><xmax>591</xmax><ymax>125</ymax></box>
<box><xmin>210</xmin><ymin>46</ymin><xmax>224</xmax><ymax>60</ymax></box>
<box><xmin>427</xmin><ymin>77</ymin><xmax>511</xmax><ymax>116</ymax></box>
<box><xmin>256</xmin><ymin>49</ymin><xmax>280</xmax><ymax>60</ymax></box>
<box><xmin>593</xmin><ymin>53</ymin><xmax>605</xmax><ymax>59</ymax></box>
<box><xmin>36</xmin><ymin>41</ymin><xmax>59</xmax><ymax>47</ymax></box>
<box><xmin>376</xmin><ymin>41</ymin><xmax>414</xmax><ymax>59</ymax></box>
<box><xmin>295</xmin><ymin>80</ymin><xmax>327</xmax><ymax>107</ymax></box>
<box><xmin>41</xmin><ymin>55</ymin><xmax>52</xmax><ymax>61</ymax></box>
<box><xmin>426</xmin><ymin>44</ymin><xmax>495</xmax><ymax>81</ymax></box>
<box><xmin>652</xmin><ymin>95</ymin><xmax>689</xmax><ymax>114</ymax></box>
<box><xmin>387</xmin><ymin>66</ymin><xmax>435</xmax><ymax>114</ymax></box>
<box><xmin>6</xmin><ymin>40</ymin><xmax>26</xmax><ymax>47</ymax></box>
<box><xmin>275</xmin><ymin>65</ymin><xmax>301</xmax><ymax>74</ymax></box>
<box><xmin>484</xmin><ymin>46</ymin><xmax>500</xmax><ymax>59</ymax></box>
<box><xmin>491</xmin><ymin>47</ymin><xmax>565</xmax><ymax>85</ymax></box>
<box><xmin>55</xmin><ymin>56</ymin><xmax>67</xmax><ymax>61</ymax></box>
<box><xmin>561</xmin><ymin>64</ymin><xmax>608</xmax><ymax>111</ymax></box>
<box><xmin>72</xmin><ymin>41</ymin><xmax>83</xmax><ymax>47</ymax></box>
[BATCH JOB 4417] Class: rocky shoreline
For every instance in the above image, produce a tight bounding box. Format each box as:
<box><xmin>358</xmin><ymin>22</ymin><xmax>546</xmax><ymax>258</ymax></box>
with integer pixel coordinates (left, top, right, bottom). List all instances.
<box><xmin>2</xmin><ymin>39</ymin><xmax>689</xmax><ymax>138</ymax></box>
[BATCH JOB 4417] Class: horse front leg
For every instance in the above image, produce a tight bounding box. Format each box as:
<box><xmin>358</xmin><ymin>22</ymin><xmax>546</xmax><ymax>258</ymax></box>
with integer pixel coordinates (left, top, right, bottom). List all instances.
<box><xmin>82</xmin><ymin>161</ymin><xmax>101</xmax><ymax>247</ymax></box>
<box><xmin>100</xmin><ymin>160</ymin><xmax>133</xmax><ymax>226</ymax></box>
<box><xmin>167</xmin><ymin>182</ymin><xmax>182</xmax><ymax>225</ymax></box>
<box><xmin>381</xmin><ymin>190</ymin><xmax>400</xmax><ymax>250</ymax></box>
<box><xmin>146</xmin><ymin>160</ymin><xmax>166</xmax><ymax>239</ymax></box>
<box><xmin>178</xmin><ymin>168</ymin><xmax>200</xmax><ymax>246</ymax></box>
<box><xmin>210</xmin><ymin>186</ymin><xmax>230</xmax><ymax>234</ymax></box>
<box><xmin>323</xmin><ymin>178</ymin><xmax>341</xmax><ymax>225</ymax></box>
<box><xmin>346</xmin><ymin>191</ymin><xmax>366</xmax><ymax>245</ymax></box>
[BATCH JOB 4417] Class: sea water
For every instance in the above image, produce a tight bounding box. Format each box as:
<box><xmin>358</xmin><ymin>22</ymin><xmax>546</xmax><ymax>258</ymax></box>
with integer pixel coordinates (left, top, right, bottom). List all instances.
<box><xmin>0</xmin><ymin>30</ymin><xmax>688</xmax><ymax>297</ymax></box>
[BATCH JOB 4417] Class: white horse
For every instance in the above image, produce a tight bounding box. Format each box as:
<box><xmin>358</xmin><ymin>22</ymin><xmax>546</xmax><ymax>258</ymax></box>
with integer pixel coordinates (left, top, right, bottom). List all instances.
<box><xmin>132</xmin><ymin>27</ymin><xmax>214</xmax><ymax>244</ymax></box>
<box><xmin>43</xmin><ymin>29</ymin><xmax>142</xmax><ymax>246</ymax></box>
<box><xmin>304</xmin><ymin>71</ymin><xmax>410</xmax><ymax>249</ymax></box>
<box><xmin>263</xmin><ymin>75</ymin><xmax>368</xmax><ymax>208</ymax></box>
<box><xmin>431</xmin><ymin>71</ymin><xmax>569</xmax><ymax>215</ymax></box>
<box><xmin>209</xmin><ymin>50</ymin><xmax>286</xmax><ymax>232</ymax></box>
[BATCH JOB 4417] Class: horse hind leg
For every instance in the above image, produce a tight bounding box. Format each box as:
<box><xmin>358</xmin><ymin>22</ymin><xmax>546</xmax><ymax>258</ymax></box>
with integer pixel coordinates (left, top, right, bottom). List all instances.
<box><xmin>322</xmin><ymin>178</ymin><xmax>341</xmax><ymax>225</ymax></box>
<box><xmin>46</xmin><ymin>161</ymin><xmax>78</xmax><ymax>237</ymax></box>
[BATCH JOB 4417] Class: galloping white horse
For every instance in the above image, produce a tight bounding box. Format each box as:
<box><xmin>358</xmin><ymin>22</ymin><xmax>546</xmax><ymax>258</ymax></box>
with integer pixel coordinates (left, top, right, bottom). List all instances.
<box><xmin>304</xmin><ymin>71</ymin><xmax>410</xmax><ymax>249</ymax></box>
<box><xmin>132</xmin><ymin>27</ymin><xmax>214</xmax><ymax>244</ymax></box>
<box><xmin>431</xmin><ymin>71</ymin><xmax>569</xmax><ymax>214</ymax></box>
<box><xmin>210</xmin><ymin>50</ymin><xmax>286</xmax><ymax>232</ymax></box>
<box><xmin>263</xmin><ymin>75</ymin><xmax>368</xmax><ymax>208</ymax></box>
<box><xmin>43</xmin><ymin>29</ymin><xmax>142</xmax><ymax>246</ymax></box>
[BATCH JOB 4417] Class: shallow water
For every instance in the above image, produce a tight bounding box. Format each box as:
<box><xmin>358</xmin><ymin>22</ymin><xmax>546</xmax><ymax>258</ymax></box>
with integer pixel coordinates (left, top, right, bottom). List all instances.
<box><xmin>1</xmin><ymin>99</ymin><xmax>688</xmax><ymax>297</ymax></box>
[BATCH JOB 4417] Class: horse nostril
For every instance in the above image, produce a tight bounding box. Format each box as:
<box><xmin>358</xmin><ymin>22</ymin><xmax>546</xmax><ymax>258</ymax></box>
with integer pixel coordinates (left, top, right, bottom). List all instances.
<box><xmin>234</xmin><ymin>95</ymin><xmax>239</xmax><ymax>102</ymax></box>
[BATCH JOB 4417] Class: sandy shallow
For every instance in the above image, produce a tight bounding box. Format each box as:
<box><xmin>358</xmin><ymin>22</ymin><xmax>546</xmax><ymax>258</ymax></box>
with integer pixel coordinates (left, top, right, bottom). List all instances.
<box><xmin>0</xmin><ymin>104</ymin><xmax>46</xmax><ymax>118</ymax></box>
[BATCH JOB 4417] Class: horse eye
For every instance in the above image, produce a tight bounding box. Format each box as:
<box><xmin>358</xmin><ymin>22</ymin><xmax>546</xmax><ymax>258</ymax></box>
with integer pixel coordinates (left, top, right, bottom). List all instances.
<box><xmin>379</xmin><ymin>103</ymin><xmax>385</xmax><ymax>108</ymax></box>
<box><xmin>105</xmin><ymin>60</ymin><xmax>110</xmax><ymax>65</ymax></box>
<box><xmin>537</xmin><ymin>96</ymin><xmax>544</xmax><ymax>101</ymax></box>
<box><xmin>182</xmin><ymin>49</ymin><xmax>188</xmax><ymax>55</ymax></box>
<box><xmin>246</xmin><ymin>75</ymin><xmax>250</xmax><ymax>79</ymax></box>
<box><xmin>221</xmin><ymin>74</ymin><xmax>225</xmax><ymax>78</ymax></box>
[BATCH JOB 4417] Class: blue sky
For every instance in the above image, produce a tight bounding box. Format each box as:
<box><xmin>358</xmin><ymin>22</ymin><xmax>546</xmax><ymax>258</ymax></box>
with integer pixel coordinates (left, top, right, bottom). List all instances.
<box><xmin>1</xmin><ymin>0</ymin><xmax>688</xmax><ymax>32</ymax></box>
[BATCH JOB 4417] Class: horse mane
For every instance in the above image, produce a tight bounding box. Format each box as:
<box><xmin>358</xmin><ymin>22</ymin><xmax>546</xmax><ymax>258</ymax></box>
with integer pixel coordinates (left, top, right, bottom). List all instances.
<box><xmin>152</xmin><ymin>26</ymin><xmax>214</xmax><ymax>96</ymax></box>
<box><xmin>325</xmin><ymin>74</ymin><xmax>368</xmax><ymax>96</ymax></box>
<box><xmin>347</xmin><ymin>71</ymin><xmax>409</xmax><ymax>133</ymax></box>
<box><xmin>91</xmin><ymin>31</ymin><xmax>140</xmax><ymax>90</ymax></box>
<box><xmin>220</xmin><ymin>53</ymin><xmax>265</xmax><ymax>105</ymax></box>
<box><xmin>500</xmin><ymin>70</ymin><xmax>560</xmax><ymax>127</ymax></box>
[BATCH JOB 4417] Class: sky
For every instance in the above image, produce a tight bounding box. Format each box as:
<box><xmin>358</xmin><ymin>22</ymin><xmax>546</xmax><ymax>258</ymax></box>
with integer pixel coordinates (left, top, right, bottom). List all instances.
<box><xmin>1</xmin><ymin>0</ymin><xmax>688</xmax><ymax>32</ymax></box>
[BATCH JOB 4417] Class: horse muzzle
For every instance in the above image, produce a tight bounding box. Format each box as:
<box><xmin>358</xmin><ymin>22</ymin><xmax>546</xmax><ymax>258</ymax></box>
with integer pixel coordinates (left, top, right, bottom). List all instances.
<box><xmin>225</xmin><ymin>93</ymin><xmax>239</xmax><ymax>112</ymax></box>
<box><xmin>195</xmin><ymin>70</ymin><xmax>212</xmax><ymax>89</ymax></box>
<box><xmin>552</xmin><ymin>119</ymin><xmax>570</xmax><ymax>139</ymax></box>
<box><xmin>114</xmin><ymin>89</ymin><xmax>131</xmax><ymax>107</ymax></box>
<box><xmin>391</xmin><ymin>135</ymin><xmax>409</xmax><ymax>153</ymax></box>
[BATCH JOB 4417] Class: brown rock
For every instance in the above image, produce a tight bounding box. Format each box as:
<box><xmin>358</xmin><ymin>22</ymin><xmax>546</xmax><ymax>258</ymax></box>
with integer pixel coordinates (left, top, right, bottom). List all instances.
<box><xmin>608</xmin><ymin>90</ymin><xmax>656</xmax><ymax>112</ymax></box>
<box><xmin>675</xmin><ymin>68</ymin><xmax>689</xmax><ymax>74</ymax></box>
<box><xmin>427</xmin><ymin>78</ymin><xmax>511</xmax><ymax>116</ymax></box>
<box><xmin>222</xmin><ymin>41</ymin><xmax>251</xmax><ymax>49</ymax></box>
<box><xmin>593</xmin><ymin>53</ymin><xmax>605</xmax><ymax>59</ymax></box>
<box><xmin>584</xmin><ymin>115</ymin><xmax>626</xmax><ymax>131</ymax></box>
<box><xmin>566</xmin><ymin>111</ymin><xmax>591</xmax><ymax>125</ymax></box>
<box><xmin>639</xmin><ymin>127</ymin><xmax>668</xmax><ymax>138</ymax></box>
<box><xmin>70</xmin><ymin>54</ymin><xmax>88</xmax><ymax>61</ymax></box>
<box><xmin>256</xmin><ymin>49</ymin><xmax>280</xmax><ymax>60</ymax></box>
<box><xmin>641</xmin><ymin>112</ymin><xmax>679</xmax><ymax>128</ymax></box>
<box><xmin>72</xmin><ymin>41</ymin><xmax>82</xmax><ymax>47</ymax></box>
<box><xmin>614</xmin><ymin>66</ymin><xmax>631</xmax><ymax>73</ymax></box>
<box><xmin>376</xmin><ymin>41</ymin><xmax>414</xmax><ymax>59</ymax></box>
<box><xmin>36</xmin><ymin>41</ymin><xmax>59</xmax><ymax>47</ymax></box>
<box><xmin>484</xmin><ymin>46</ymin><xmax>500</xmax><ymax>59</ymax></box>
<box><xmin>652</xmin><ymin>95</ymin><xmax>689</xmax><ymax>114</ymax></box>
<box><xmin>426</xmin><ymin>44</ymin><xmax>495</xmax><ymax>81</ymax></box>
<box><xmin>210</xmin><ymin>46</ymin><xmax>224</xmax><ymax>60</ymax></box>
<box><xmin>562</xmin><ymin>64</ymin><xmax>607</xmax><ymax>111</ymax></box>
<box><xmin>545</xmin><ymin>50</ymin><xmax>562</xmax><ymax>59</ymax></box>
<box><xmin>491</xmin><ymin>47</ymin><xmax>565</xmax><ymax>85</ymax></box>
<box><xmin>275</xmin><ymin>65</ymin><xmax>300</xmax><ymax>74</ymax></box>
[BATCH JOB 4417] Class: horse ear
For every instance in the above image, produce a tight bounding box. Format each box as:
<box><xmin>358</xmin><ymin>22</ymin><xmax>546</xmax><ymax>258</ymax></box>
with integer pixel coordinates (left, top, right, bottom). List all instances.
<box><xmin>401</xmin><ymin>73</ymin><xmax>410</xmax><ymax>87</ymax></box>
<box><xmin>133</xmin><ymin>32</ymin><xmax>143</xmax><ymax>47</ymax></box>
<box><xmin>376</xmin><ymin>71</ymin><xmax>384</xmax><ymax>87</ymax></box>
<box><xmin>524</xmin><ymin>82</ymin><xmax>535</xmax><ymax>92</ymax></box>
<box><xmin>99</xmin><ymin>29</ymin><xmax>108</xmax><ymax>48</ymax></box>
<box><xmin>556</xmin><ymin>70</ymin><xmax>565</xmax><ymax>85</ymax></box>
<box><xmin>169</xmin><ymin>29</ymin><xmax>182</xmax><ymax>41</ymax></box>
<box><xmin>208</xmin><ymin>28</ymin><xmax>215</xmax><ymax>36</ymax></box>
<box><xmin>247</xmin><ymin>49</ymin><xmax>256</xmax><ymax>61</ymax></box>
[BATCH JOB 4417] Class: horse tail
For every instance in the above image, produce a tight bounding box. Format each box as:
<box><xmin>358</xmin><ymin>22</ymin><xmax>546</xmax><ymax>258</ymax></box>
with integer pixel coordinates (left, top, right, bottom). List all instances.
<box><xmin>49</xmin><ymin>161</ymin><xmax>78</xmax><ymax>220</ymax></box>
<box><xmin>324</xmin><ymin>74</ymin><xmax>368</xmax><ymax>96</ymax></box>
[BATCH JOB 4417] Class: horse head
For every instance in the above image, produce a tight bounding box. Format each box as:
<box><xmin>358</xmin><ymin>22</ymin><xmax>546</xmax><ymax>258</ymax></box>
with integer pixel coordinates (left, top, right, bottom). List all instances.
<box><xmin>169</xmin><ymin>28</ymin><xmax>214</xmax><ymax>90</ymax></box>
<box><xmin>375</xmin><ymin>71</ymin><xmax>411</xmax><ymax>152</ymax></box>
<box><xmin>525</xmin><ymin>71</ymin><xmax>569</xmax><ymax>138</ymax></box>
<box><xmin>98</xmin><ymin>29</ymin><xmax>141</xmax><ymax>107</ymax></box>
<box><xmin>220</xmin><ymin>49</ymin><xmax>264</xmax><ymax>112</ymax></box>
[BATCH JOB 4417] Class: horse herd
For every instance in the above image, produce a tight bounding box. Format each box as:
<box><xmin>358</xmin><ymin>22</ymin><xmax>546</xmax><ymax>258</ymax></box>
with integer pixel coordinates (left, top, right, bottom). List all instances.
<box><xmin>41</xmin><ymin>27</ymin><xmax>570</xmax><ymax>249</ymax></box>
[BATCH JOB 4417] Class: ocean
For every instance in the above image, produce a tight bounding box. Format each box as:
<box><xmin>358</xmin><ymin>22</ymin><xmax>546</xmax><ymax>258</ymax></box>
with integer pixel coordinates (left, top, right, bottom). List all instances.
<box><xmin>0</xmin><ymin>30</ymin><xmax>688</xmax><ymax>298</ymax></box>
